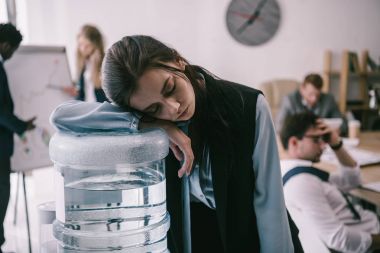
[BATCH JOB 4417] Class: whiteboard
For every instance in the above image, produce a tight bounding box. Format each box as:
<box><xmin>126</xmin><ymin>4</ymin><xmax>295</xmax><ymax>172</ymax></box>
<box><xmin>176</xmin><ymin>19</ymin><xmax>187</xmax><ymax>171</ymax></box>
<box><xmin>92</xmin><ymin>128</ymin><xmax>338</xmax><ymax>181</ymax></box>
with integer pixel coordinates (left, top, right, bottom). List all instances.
<box><xmin>4</xmin><ymin>45</ymin><xmax>72</xmax><ymax>172</ymax></box>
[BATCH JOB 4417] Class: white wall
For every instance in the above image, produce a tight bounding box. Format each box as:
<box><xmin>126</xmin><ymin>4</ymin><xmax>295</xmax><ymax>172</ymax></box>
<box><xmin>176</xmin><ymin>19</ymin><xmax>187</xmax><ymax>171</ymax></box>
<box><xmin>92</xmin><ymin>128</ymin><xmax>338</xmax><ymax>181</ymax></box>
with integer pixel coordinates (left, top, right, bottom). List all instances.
<box><xmin>20</xmin><ymin>0</ymin><xmax>380</xmax><ymax>87</ymax></box>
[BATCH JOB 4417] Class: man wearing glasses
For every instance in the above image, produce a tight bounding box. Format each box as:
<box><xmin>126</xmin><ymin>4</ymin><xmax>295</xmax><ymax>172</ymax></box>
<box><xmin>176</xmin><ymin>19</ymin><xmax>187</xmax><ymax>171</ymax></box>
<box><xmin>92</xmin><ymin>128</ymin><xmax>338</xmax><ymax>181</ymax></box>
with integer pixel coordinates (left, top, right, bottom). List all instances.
<box><xmin>279</xmin><ymin>112</ymin><xmax>380</xmax><ymax>253</ymax></box>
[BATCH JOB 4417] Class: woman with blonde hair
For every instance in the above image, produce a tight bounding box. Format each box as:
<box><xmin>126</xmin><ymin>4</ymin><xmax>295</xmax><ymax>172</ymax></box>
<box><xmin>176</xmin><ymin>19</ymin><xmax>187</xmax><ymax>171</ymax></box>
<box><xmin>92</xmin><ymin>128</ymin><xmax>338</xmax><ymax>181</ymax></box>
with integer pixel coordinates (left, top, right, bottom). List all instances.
<box><xmin>64</xmin><ymin>24</ymin><xmax>108</xmax><ymax>102</ymax></box>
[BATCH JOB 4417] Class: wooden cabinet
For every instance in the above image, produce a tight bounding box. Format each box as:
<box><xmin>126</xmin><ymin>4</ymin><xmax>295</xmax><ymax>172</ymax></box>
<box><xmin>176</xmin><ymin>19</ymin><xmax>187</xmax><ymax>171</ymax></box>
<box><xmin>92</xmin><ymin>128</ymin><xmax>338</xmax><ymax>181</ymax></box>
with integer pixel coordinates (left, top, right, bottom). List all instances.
<box><xmin>323</xmin><ymin>50</ymin><xmax>380</xmax><ymax>114</ymax></box>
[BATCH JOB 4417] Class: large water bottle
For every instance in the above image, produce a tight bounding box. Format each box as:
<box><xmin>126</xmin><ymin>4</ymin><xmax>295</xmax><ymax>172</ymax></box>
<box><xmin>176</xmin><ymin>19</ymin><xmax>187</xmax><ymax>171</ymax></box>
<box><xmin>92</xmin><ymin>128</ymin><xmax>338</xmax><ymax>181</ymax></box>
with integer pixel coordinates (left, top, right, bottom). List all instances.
<box><xmin>49</xmin><ymin>129</ymin><xmax>170</xmax><ymax>252</ymax></box>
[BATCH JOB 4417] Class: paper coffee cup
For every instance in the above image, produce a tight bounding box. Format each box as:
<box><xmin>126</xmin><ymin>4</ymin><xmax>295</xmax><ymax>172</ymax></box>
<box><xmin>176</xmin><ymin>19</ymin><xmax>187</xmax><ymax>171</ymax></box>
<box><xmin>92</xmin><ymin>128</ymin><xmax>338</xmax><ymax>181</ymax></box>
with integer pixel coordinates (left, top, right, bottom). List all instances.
<box><xmin>348</xmin><ymin>120</ymin><xmax>361</xmax><ymax>139</ymax></box>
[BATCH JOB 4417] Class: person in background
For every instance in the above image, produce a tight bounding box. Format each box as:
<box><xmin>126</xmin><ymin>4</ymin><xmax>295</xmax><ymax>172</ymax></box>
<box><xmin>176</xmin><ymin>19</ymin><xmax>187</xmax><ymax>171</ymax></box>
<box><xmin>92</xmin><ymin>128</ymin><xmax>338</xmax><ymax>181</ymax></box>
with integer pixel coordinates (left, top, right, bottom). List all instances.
<box><xmin>63</xmin><ymin>24</ymin><xmax>108</xmax><ymax>102</ymax></box>
<box><xmin>276</xmin><ymin>73</ymin><xmax>348</xmax><ymax>135</ymax></box>
<box><xmin>280</xmin><ymin>112</ymin><xmax>380</xmax><ymax>253</ymax></box>
<box><xmin>0</xmin><ymin>23</ymin><xmax>36</xmax><ymax>253</ymax></box>
<box><xmin>51</xmin><ymin>35</ymin><xmax>303</xmax><ymax>252</ymax></box>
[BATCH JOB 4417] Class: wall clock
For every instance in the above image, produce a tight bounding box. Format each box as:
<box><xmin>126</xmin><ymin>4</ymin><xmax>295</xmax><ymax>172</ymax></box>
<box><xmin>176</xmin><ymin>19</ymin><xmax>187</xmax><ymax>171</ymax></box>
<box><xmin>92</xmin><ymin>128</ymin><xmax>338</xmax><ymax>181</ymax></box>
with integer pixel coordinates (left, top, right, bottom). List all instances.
<box><xmin>226</xmin><ymin>0</ymin><xmax>281</xmax><ymax>46</ymax></box>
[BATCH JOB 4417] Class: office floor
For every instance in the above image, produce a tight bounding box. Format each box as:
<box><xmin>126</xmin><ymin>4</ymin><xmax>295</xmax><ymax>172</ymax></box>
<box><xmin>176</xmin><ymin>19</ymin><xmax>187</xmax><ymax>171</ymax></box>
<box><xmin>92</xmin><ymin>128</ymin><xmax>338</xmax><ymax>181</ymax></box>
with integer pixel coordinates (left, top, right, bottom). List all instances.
<box><xmin>2</xmin><ymin>167</ymin><xmax>55</xmax><ymax>253</ymax></box>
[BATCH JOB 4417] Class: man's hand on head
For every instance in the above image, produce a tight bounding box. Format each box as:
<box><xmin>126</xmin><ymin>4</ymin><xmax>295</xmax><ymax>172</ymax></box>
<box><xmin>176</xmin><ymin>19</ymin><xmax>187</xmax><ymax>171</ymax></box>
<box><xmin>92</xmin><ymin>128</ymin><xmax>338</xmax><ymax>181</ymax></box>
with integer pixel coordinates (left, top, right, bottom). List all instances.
<box><xmin>316</xmin><ymin>119</ymin><xmax>340</xmax><ymax>146</ymax></box>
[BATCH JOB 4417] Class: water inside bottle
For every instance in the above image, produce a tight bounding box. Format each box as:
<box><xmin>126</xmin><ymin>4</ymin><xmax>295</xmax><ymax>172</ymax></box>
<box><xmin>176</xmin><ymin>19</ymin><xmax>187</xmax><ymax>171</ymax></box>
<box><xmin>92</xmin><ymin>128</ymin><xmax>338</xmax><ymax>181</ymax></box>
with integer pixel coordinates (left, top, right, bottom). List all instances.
<box><xmin>53</xmin><ymin>163</ymin><xmax>170</xmax><ymax>251</ymax></box>
<box><xmin>63</xmin><ymin>166</ymin><xmax>166</xmax><ymax>231</ymax></box>
<box><xmin>49</xmin><ymin>130</ymin><xmax>170</xmax><ymax>252</ymax></box>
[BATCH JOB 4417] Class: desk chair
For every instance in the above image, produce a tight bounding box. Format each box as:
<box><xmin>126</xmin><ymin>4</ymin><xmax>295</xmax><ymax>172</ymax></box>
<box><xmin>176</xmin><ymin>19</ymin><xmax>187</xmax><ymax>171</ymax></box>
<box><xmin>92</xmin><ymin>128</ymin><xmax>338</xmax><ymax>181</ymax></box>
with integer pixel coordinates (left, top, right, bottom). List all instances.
<box><xmin>258</xmin><ymin>79</ymin><xmax>300</xmax><ymax>119</ymax></box>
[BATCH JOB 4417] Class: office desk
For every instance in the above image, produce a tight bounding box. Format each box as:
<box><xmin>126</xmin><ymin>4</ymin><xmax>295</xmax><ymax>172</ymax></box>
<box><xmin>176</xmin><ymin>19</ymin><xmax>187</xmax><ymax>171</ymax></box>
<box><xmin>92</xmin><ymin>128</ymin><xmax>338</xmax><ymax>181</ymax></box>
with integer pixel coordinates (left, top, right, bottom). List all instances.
<box><xmin>348</xmin><ymin>132</ymin><xmax>380</xmax><ymax>206</ymax></box>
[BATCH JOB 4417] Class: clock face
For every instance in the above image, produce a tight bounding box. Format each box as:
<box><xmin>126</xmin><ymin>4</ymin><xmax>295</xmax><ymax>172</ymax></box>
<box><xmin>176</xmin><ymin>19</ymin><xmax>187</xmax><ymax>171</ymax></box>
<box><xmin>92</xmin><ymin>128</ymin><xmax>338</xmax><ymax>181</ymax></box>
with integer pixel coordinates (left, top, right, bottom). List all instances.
<box><xmin>226</xmin><ymin>0</ymin><xmax>281</xmax><ymax>46</ymax></box>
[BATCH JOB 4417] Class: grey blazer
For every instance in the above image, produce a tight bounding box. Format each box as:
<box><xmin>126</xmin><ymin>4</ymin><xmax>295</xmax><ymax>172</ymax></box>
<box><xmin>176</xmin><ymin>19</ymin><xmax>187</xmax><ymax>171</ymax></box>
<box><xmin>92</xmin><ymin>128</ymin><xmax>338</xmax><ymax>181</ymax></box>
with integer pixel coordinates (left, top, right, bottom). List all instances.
<box><xmin>276</xmin><ymin>90</ymin><xmax>348</xmax><ymax>135</ymax></box>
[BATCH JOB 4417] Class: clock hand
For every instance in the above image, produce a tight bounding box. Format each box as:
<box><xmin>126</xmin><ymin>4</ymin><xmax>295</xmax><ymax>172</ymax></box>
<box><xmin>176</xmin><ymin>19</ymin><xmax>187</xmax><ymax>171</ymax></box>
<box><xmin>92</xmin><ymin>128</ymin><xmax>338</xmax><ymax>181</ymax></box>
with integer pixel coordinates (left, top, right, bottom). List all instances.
<box><xmin>237</xmin><ymin>0</ymin><xmax>268</xmax><ymax>34</ymax></box>
<box><xmin>229</xmin><ymin>10</ymin><xmax>264</xmax><ymax>21</ymax></box>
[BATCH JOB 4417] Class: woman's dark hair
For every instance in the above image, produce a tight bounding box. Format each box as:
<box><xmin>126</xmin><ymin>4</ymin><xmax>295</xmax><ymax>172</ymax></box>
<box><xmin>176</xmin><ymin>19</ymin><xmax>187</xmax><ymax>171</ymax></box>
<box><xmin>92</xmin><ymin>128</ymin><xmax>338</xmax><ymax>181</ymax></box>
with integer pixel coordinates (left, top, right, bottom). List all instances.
<box><xmin>102</xmin><ymin>35</ymin><xmax>210</xmax><ymax>162</ymax></box>
<box><xmin>280</xmin><ymin>112</ymin><xmax>318</xmax><ymax>149</ymax></box>
<box><xmin>102</xmin><ymin>35</ymin><xmax>203</xmax><ymax>110</ymax></box>
<box><xmin>0</xmin><ymin>23</ymin><xmax>22</xmax><ymax>47</ymax></box>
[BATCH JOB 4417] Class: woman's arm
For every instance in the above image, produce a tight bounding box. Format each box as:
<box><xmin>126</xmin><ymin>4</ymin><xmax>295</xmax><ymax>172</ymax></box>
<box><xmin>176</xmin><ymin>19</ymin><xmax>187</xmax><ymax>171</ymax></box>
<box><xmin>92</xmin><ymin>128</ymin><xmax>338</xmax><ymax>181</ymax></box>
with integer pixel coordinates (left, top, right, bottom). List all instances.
<box><xmin>252</xmin><ymin>95</ymin><xmax>294</xmax><ymax>252</ymax></box>
<box><xmin>50</xmin><ymin>100</ymin><xmax>139</xmax><ymax>133</ymax></box>
<box><xmin>140</xmin><ymin>119</ymin><xmax>193</xmax><ymax>177</ymax></box>
<box><xmin>50</xmin><ymin>100</ymin><xmax>193</xmax><ymax>176</ymax></box>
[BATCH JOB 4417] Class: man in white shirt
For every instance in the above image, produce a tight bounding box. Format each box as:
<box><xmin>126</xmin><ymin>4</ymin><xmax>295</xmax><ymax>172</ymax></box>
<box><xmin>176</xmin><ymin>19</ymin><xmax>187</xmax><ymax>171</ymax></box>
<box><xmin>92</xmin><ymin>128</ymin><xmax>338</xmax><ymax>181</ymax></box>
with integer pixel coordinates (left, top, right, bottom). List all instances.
<box><xmin>279</xmin><ymin>112</ymin><xmax>380</xmax><ymax>253</ymax></box>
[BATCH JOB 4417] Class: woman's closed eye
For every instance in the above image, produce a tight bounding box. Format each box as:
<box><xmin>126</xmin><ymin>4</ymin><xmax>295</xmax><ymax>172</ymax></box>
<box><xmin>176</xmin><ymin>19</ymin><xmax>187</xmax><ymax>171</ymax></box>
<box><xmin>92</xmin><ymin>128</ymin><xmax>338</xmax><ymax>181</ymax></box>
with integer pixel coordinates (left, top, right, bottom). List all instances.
<box><xmin>164</xmin><ymin>80</ymin><xmax>176</xmax><ymax>97</ymax></box>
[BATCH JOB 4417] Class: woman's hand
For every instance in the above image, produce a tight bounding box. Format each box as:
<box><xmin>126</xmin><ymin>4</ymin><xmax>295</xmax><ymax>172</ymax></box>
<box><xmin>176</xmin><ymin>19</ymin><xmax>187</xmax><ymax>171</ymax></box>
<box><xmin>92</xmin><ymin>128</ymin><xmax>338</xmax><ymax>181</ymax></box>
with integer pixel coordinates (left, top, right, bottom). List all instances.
<box><xmin>62</xmin><ymin>85</ymin><xmax>78</xmax><ymax>97</ymax></box>
<box><xmin>90</xmin><ymin>49</ymin><xmax>102</xmax><ymax>63</ymax></box>
<box><xmin>90</xmin><ymin>50</ymin><xmax>102</xmax><ymax>88</ymax></box>
<box><xmin>139</xmin><ymin>119</ymin><xmax>194</xmax><ymax>178</ymax></box>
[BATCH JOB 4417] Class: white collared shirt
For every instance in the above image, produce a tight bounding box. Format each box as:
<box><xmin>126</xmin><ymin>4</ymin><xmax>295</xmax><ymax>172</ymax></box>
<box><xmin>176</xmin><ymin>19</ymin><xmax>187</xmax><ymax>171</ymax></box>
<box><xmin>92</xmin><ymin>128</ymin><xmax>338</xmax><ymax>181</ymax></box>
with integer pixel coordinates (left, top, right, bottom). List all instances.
<box><xmin>83</xmin><ymin>61</ymin><xmax>96</xmax><ymax>103</ymax></box>
<box><xmin>281</xmin><ymin>159</ymin><xmax>379</xmax><ymax>253</ymax></box>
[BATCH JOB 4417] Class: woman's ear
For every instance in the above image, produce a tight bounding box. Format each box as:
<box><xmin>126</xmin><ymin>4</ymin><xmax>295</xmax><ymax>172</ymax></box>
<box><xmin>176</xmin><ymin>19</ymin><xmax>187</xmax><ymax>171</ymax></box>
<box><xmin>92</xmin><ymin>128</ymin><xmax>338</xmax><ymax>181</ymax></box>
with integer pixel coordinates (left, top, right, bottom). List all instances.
<box><xmin>177</xmin><ymin>59</ymin><xmax>186</xmax><ymax>71</ymax></box>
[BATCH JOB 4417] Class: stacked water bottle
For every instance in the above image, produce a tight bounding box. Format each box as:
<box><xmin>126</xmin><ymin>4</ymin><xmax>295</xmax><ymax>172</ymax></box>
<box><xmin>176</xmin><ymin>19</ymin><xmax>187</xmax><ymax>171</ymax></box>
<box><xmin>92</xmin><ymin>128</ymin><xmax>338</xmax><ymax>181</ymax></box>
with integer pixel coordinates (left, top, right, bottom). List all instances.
<box><xmin>48</xmin><ymin>129</ymin><xmax>170</xmax><ymax>252</ymax></box>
